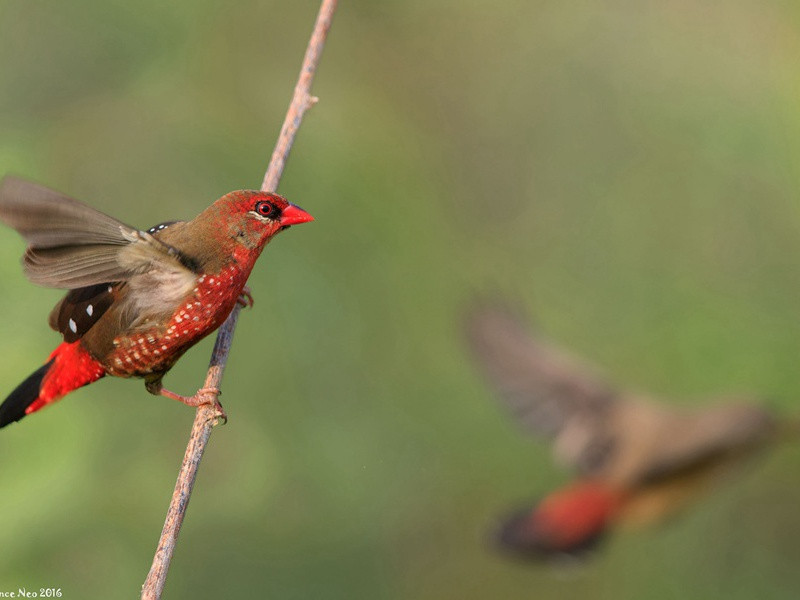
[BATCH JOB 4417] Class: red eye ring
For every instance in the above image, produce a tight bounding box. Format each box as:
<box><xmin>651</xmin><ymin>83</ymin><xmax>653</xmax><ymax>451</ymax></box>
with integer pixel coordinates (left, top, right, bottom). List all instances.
<box><xmin>255</xmin><ymin>200</ymin><xmax>280</xmax><ymax>219</ymax></box>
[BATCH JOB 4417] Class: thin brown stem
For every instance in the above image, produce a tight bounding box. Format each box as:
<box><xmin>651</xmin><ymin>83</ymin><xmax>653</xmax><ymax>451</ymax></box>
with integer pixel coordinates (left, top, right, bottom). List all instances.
<box><xmin>262</xmin><ymin>0</ymin><xmax>337</xmax><ymax>193</ymax></box>
<box><xmin>141</xmin><ymin>2</ymin><xmax>337</xmax><ymax>598</ymax></box>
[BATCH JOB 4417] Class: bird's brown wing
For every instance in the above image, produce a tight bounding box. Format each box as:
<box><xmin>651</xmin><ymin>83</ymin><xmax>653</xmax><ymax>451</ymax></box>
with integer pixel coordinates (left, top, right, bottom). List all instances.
<box><xmin>467</xmin><ymin>305</ymin><xmax>619</xmax><ymax>472</ymax></box>
<box><xmin>116</xmin><ymin>226</ymin><xmax>199</xmax><ymax>329</ymax></box>
<box><xmin>47</xmin><ymin>232</ymin><xmax>198</xmax><ymax>341</ymax></box>
<box><xmin>47</xmin><ymin>283</ymin><xmax>121</xmax><ymax>342</ymax></box>
<box><xmin>0</xmin><ymin>176</ymin><xmax>138</xmax><ymax>288</ymax></box>
<box><xmin>0</xmin><ymin>177</ymin><xmax>197</xmax><ymax>292</ymax></box>
<box><xmin>0</xmin><ymin>177</ymin><xmax>198</xmax><ymax>340</ymax></box>
<box><xmin>0</xmin><ymin>177</ymin><xmax>135</xmax><ymax>247</ymax></box>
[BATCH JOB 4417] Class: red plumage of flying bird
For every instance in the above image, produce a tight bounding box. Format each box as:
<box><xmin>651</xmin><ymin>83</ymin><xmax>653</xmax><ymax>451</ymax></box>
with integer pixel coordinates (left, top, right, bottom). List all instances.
<box><xmin>467</xmin><ymin>305</ymin><xmax>785</xmax><ymax>560</ymax></box>
<box><xmin>0</xmin><ymin>177</ymin><xmax>314</xmax><ymax>427</ymax></box>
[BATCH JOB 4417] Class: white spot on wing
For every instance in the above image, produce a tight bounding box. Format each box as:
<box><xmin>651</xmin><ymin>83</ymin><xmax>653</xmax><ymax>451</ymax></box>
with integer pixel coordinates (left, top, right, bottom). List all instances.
<box><xmin>86</xmin><ymin>304</ymin><xmax>94</xmax><ymax>316</ymax></box>
<box><xmin>69</xmin><ymin>319</ymin><xmax>78</xmax><ymax>333</ymax></box>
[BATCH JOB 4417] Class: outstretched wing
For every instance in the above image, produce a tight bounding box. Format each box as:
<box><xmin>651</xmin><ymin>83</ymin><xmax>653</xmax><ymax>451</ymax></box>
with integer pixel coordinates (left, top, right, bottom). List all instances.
<box><xmin>467</xmin><ymin>305</ymin><xmax>617</xmax><ymax>436</ymax></box>
<box><xmin>466</xmin><ymin>304</ymin><xmax>623</xmax><ymax>473</ymax></box>
<box><xmin>0</xmin><ymin>176</ymin><xmax>137</xmax><ymax>288</ymax></box>
<box><xmin>0</xmin><ymin>177</ymin><xmax>197</xmax><ymax>289</ymax></box>
<box><xmin>0</xmin><ymin>177</ymin><xmax>198</xmax><ymax>340</ymax></box>
<box><xmin>0</xmin><ymin>176</ymin><xmax>135</xmax><ymax>248</ymax></box>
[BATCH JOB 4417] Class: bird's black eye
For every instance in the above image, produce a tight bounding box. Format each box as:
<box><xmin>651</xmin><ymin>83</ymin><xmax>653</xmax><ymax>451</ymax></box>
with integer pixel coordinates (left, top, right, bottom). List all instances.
<box><xmin>254</xmin><ymin>200</ymin><xmax>280</xmax><ymax>219</ymax></box>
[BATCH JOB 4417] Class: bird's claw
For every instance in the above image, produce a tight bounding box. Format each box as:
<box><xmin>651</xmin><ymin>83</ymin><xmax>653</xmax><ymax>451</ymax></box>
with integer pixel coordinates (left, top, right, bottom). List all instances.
<box><xmin>194</xmin><ymin>387</ymin><xmax>228</xmax><ymax>425</ymax></box>
<box><xmin>154</xmin><ymin>384</ymin><xmax>227</xmax><ymax>424</ymax></box>
<box><xmin>237</xmin><ymin>287</ymin><xmax>254</xmax><ymax>308</ymax></box>
<box><xmin>211</xmin><ymin>404</ymin><xmax>228</xmax><ymax>426</ymax></box>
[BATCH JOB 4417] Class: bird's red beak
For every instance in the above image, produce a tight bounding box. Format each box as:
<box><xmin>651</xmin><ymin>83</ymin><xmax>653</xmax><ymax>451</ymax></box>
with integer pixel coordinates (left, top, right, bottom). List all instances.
<box><xmin>280</xmin><ymin>204</ymin><xmax>314</xmax><ymax>226</ymax></box>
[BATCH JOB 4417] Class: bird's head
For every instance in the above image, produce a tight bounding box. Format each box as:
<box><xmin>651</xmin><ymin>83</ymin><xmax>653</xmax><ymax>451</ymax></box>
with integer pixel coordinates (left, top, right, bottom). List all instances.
<box><xmin>207</xmin><ymin>190</ymin><xmax>314</xmax><ymax>252</ymax></box>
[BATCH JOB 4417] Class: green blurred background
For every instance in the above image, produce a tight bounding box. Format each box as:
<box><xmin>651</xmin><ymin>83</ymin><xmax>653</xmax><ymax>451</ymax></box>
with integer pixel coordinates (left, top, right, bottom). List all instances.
<box><xmin>2</xmin><ymin>0</ymin><xmax>800</xmax><ymax>598</ymax></box>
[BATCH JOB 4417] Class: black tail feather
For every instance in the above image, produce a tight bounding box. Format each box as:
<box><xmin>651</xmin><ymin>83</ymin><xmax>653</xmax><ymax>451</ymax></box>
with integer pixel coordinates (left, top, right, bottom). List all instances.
<box><xmin>0</xmin><ymin>361</ymin><xmax>53</xmax><ymax>428</ymax></box>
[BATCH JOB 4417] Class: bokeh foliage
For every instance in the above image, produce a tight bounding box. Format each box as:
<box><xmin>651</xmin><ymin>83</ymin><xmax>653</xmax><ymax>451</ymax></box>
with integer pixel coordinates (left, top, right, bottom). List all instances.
<box><xmin>2</xmin><ymin>0</ymin><xmax>800</xmax><ymax>598</ymax></box>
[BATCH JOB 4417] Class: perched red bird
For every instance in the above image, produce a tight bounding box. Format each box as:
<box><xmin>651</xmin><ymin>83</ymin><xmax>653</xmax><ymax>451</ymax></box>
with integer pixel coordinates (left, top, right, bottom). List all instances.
<box><xmin>0</xmin><ymin>177</ymin><xmax>313</xmax><ymax>427</ymax></box>
<box><xmin>467</xmin><ymin>305</ymin><xmax>784</xmax><ymax>560</ymax></box>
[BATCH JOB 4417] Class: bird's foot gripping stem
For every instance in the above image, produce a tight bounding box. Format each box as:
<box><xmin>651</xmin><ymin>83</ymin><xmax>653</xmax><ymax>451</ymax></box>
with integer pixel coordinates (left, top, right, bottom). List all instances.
<box><xmin>146</xmin><ymin>381</ymin><xmax>227</xmax><ymax>424</ymax></box>
<box><xmin>237</xmin><ymin>286</ymin><xmax>254</xmax><ymax>309</ymax></box>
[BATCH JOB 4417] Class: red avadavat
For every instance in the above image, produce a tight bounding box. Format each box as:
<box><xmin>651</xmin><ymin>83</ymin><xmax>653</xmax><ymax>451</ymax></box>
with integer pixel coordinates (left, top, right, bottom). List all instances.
<box><xmin>467</xmin><ymin>305</ymin><xmax>778</xmax><ymax>559</ymax></box>
<box><xmin>0</xmin><ymin>177</ymin><xmax>313</xmax><ymax>427</ymax></box>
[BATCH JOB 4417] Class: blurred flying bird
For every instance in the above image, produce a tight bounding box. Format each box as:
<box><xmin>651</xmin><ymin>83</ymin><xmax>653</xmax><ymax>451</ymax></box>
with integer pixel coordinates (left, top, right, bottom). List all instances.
<box><xmin>467</xmin><ymin>304</ymin><xmax>785</xmax><ymax>560</ymax></box>
<box><xmin>0</xmin><ymin>177</ymin><xmax>314</xmax><ymax>427</ymax></box>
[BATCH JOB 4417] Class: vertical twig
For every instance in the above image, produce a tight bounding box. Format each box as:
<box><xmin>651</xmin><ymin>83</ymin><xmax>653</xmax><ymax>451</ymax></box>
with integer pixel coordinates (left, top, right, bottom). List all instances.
<box><xmin>261</xmin><ymin>0</ymin><xmax>336</xmax><ymax>193</ymax></box>
<box><xmin>141</xmin><ymin>2</ymin><xmax>338</xmax><ymax>598</ymax></box>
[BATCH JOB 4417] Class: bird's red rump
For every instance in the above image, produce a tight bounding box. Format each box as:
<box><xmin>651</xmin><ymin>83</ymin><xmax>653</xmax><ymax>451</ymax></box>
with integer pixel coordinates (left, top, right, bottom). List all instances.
<box><xmin>530</xmin><ymin>480</ymin><xmax>625</xmax><ymax>550</ymax></box>
<box><xmin>25</xmin><ymin>342</ymin><xmax>105</xmax><ymax>415</ymax></box>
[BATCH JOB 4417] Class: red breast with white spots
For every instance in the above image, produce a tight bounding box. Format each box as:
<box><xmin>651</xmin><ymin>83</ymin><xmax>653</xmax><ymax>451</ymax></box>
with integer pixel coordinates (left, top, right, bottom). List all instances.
<box><xmin>104</xmin><ymin>264</ymin><xmax>246</xmax><ymax>378</ymax></box>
